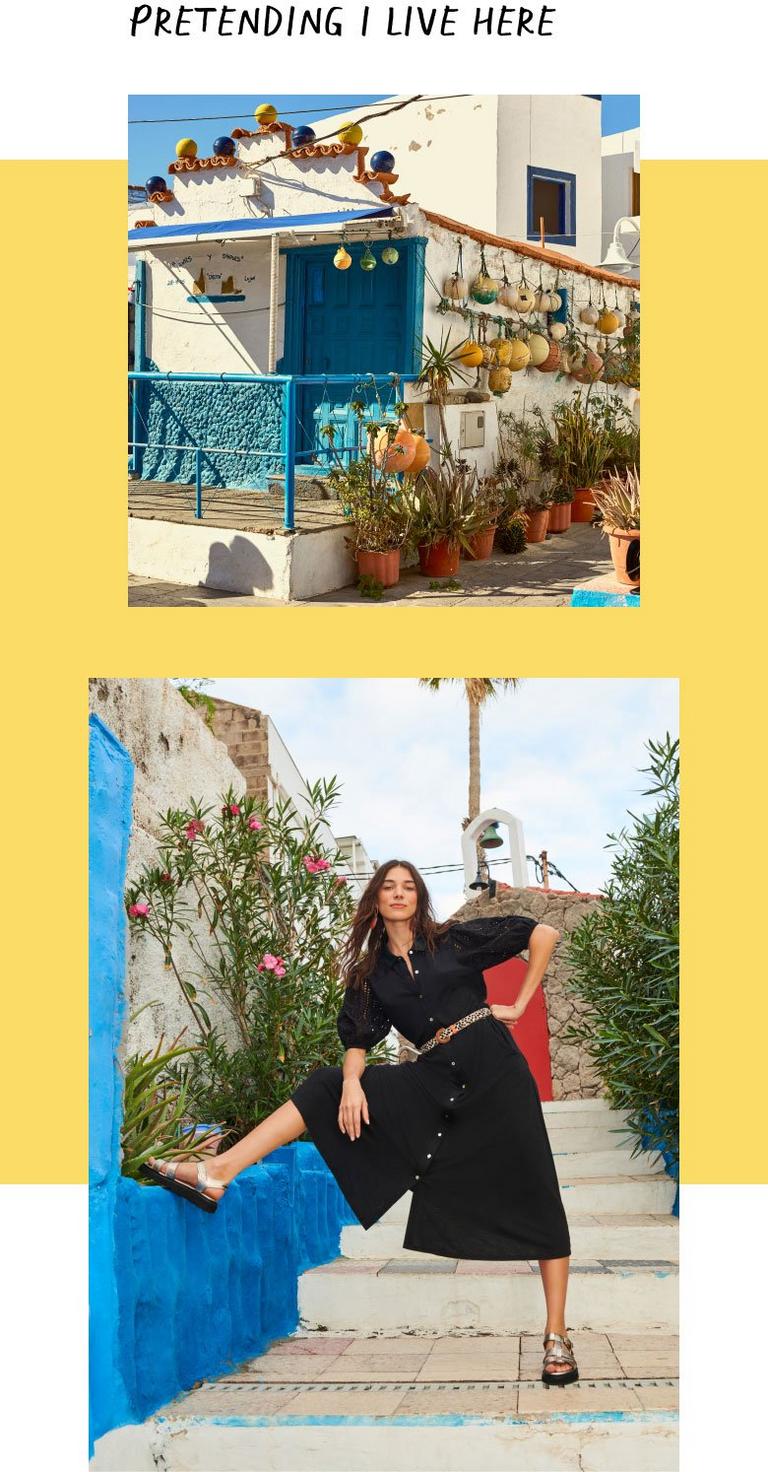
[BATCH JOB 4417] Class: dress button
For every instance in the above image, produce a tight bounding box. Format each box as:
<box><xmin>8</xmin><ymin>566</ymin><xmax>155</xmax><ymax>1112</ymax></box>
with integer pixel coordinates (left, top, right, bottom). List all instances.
<box><xmin>429</xmin><ymin>1017</ymin><xmax>434</xmax><ymax>1022</ymax></box>
<box><xmin>415</xmin><ymin>1174</ymin><xmax>420</xmax><ymax>1180</ymax></box>
<box><xmin>449</xmin><ymin>1096</ymin><xmax>455</xmax><ymax>1102</ymax></box>
<box><xmin>451</xmin><ymin>1060</ymin><xmax>456</xmax><ymax>1067</ymax></box>
<box><xmin>437</xmin><ymin>1132</ymin><xmax>442</xmax><ymax>1137</ymax></box>
<box><xmin>415</xmin><ymin>969</ymin><xmax>419</xmax><ymax>975</ymax></box>
<box><xmin>427</xmin><ymin>1153</ymin><xmax>432</xmax><ymax>1159</ymax></box>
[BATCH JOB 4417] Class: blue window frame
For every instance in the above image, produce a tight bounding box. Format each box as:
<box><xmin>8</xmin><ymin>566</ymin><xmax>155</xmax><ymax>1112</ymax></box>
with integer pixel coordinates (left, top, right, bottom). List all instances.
<box><xmin>527</xmin><ymin>166</ymin><xmax>577</xmax><ymax>248</ymax></box>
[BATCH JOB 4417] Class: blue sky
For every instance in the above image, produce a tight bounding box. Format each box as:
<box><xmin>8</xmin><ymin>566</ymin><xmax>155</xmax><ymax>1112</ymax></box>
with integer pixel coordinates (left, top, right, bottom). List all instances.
<box><xmin>128</xmin><ymin>95</ymin><xmax>640</xmax><ymax>184</ymax></box>
<box><xmin>200</xmin><ymin>678</ymin><xmax>677</xmax><ymax>921</ymax></box>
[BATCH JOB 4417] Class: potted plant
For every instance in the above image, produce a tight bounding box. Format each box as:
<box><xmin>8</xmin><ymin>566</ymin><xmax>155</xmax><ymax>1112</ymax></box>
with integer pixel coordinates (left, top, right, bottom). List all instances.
<box><xmin>496</xmin><ymin>412</ymin><xmax>555</xmax><ymax>544</ymax></box>
<box><xmin>544</xmin><ymin>395</ymin><xmax>611</xmax><ymax>525</ymax></box>
<box><xmin>464</xmin><ymin>474</ymin><xmax>504</xmax><ymax>560</ymax></box>
<box><xmin>328</xmin><ymin>449</ymin><xmax>410</xmax><ymax>588</ymax></box>
<box><xmin>406</xmin><ymin>461</ymin><xmax>485</xmax><ymax>577</ymax></box>
<box><xmin>590</xmin><ymin>465</ymin><xmax>640</xmax><ymax>585</ymax></box>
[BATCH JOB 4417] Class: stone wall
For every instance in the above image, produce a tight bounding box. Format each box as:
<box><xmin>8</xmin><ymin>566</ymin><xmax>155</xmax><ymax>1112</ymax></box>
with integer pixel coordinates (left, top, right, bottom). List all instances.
<box><xmin>450</xmin><ymin>885</ymin><xmax>605</xmax><ymax>1100</ymax></box>
<box><xmin>88</xmin><ymin>678</ymin><xmax>245</xmax><ymax>1055</ymax></box>
<box><xmin>209</xmin><ymin>697</ymin><xmax>270</xmax><ymax>800</ymax></box>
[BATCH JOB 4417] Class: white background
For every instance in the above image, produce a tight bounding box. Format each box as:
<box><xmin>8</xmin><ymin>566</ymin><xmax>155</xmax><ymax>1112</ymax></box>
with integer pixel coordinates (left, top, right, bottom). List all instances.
<box><xmin>1</xmin><ymin>1</ymin><xmax>766</xmax><ymax>159</ymax></box>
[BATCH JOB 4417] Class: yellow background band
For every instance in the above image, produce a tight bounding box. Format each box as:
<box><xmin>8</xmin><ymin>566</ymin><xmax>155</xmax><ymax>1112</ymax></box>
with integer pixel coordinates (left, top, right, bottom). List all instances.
<box><xmin>0</xmin><ymin>160</ymin><xmax>765</xmax><ymax>1184</ymax></box>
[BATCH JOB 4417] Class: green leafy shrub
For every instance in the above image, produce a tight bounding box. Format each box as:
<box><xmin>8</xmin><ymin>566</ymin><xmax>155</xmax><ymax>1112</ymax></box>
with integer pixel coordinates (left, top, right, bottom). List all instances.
<box><xmin>563</xmin><ymin>735</ymin><xmax>679</xmax><ymax>1173</ymax></box>
<box><xmin>120</xmin><ymin>1007</ymin><xmax>222</xmax><ymax>1178</ymax></box>
<box><xmin>125</xmin><ymin>780</ymin><xmax>388</xmax><ymax>1142</ymax></box>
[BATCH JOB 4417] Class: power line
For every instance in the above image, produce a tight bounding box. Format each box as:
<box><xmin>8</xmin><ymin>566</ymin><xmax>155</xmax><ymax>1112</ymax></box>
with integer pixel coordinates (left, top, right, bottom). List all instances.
<box><xmin>129</xmin><ymin>94</ymin><xmax>467</xmax><ymax>127</ymax></box>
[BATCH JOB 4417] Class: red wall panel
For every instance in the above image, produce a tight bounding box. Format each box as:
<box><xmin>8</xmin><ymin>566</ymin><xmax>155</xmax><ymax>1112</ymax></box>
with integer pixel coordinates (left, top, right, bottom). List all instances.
<box><xmin>483</xmin><ymin>956</ymin><xmax>554</xmax><ymax>1101</ymax></box>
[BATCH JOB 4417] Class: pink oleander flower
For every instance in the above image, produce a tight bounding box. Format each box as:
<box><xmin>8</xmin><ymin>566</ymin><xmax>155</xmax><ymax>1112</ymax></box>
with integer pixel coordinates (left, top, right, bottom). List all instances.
<box><xmin>128</xmin><ymin>902</ymin><xmax>150</xmax><ymax>919</ymax></box>
<box><xmin>248</xmin><ymin>817</ymin><xmax>263</xmax><ymax>831</ymax></box>
<box><xmin>259</xmin><ymin>953</ymin><xmax>287</xmax><ymax>978</ymax></box>
<box><xmin>185</xmin><ymin>818</ymin><xmax>205</xmax><ymax>841</ymax></box>
<box><xmin>223</xmin><ymin>802</ymin><xmax>241</xmax><ymax>817</ymax></box>
<box><xmin>303</xmin><ymin>855</ymin><xmax>331</xmax><ymax>874</ymax></box>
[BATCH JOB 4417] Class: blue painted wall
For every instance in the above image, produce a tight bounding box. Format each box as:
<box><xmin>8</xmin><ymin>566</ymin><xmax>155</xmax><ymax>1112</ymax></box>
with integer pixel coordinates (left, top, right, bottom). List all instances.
<box><xmin>137</xmin><ymin>369</ymin><xmax>285</xmax><ymax>490</ymax></box>
<box><xmin>88</xmin><ymin>714</ymin><xmax>356</xmax><ymax>1453</ymax></box>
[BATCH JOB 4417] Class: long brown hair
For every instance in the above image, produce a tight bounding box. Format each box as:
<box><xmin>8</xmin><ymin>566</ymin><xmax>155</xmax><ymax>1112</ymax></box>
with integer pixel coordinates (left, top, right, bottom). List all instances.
<box><xmin>340</xmin><ymin>859</ymin><xmax>442</xmax><ymax>992</ymax></box>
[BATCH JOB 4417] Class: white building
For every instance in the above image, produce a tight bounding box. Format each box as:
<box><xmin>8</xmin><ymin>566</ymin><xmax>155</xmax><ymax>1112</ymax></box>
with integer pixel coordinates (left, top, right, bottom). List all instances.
<box><xmin>602</xmin><ymin>126</ymin><xmax>640</xmax><ymax>278</ymax></box>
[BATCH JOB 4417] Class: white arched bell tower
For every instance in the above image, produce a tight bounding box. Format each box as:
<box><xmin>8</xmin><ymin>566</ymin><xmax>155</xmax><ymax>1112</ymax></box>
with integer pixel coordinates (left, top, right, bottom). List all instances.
<box><xmin>461</xmin><ymin>807</ymin><xmax>527</xmax><ymax>901</ymax></box>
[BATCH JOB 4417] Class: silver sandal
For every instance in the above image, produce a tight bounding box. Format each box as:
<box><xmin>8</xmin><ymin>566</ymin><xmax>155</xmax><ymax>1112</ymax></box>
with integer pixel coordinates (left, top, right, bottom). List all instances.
<box><xmin>140</xmin><ymin>1158</ymin><xmax>228</xmax><ymax>1214</ymax></box>
<box><xmin>542</xmin><ymin>1329</ymin><xmax>579</xmax><ymax>1386</ymax></box>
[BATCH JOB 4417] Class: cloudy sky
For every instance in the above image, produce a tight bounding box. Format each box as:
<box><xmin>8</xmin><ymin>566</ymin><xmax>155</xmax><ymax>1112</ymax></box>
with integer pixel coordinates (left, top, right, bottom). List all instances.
<box><xmin>201</xmin><ymin>679</ymin><xmax>678</xmax><ymax>920</ymax></box>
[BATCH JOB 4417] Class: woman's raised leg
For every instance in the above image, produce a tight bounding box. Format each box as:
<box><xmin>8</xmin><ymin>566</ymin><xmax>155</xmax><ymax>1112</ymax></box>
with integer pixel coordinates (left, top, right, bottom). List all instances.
<box><xmin>147</xmin><ymin>1100</ymin><xmax>307</xmax><ymax>1202</ymax></box>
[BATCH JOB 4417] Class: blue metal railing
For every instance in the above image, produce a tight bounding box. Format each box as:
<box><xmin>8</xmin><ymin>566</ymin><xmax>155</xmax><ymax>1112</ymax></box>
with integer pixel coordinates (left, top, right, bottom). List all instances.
<box><xmin>128</xmin><ymin>371</ymin><xmax>417</xmax><ymax>531</ymax></box>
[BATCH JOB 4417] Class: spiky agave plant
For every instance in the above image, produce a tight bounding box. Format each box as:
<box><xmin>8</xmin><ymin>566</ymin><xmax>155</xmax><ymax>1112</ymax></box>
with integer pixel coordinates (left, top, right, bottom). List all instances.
<box><xmin>591</xmin><ymin>465</ymin><xmax>640</xmax><ymax>531</ymax></box>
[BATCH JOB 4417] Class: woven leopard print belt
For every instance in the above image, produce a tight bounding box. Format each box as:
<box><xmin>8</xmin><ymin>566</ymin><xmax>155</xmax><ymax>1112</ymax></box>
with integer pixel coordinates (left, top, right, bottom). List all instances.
<box><xmin>417</xmin><ymin>1005</ymin><xmax>493</xmax><ymax>1055</ymax></box>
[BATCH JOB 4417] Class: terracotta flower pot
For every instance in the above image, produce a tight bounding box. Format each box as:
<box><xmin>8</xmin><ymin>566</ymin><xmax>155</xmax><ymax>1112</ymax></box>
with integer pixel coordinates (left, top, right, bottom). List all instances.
<box><xmin>524</xmin><ymin>506</ymin><xmax>550</xmax><ymax>543</ymax></box>
<box><xmin>571</xmin><ymin>487</ymin><xmax>597</xmax><ymax>523</ymax></box>
<box><xmin>418</xmin><ymin>538</ymin><xmax>461</xmax><ymax>577</ymax></box>
<box><xmin>606</xmin><ymin>527</ymin><xmax>640</xmax><ymax>585</ymax></box>
<box><xmin>548</xmin><ymin>501</ymin><xmax>573</xmax><ymax>534</ymax></box>
<box><xmin>356</xmin><ymin>548</ymin><xmax>401</xmax><ymax>588</ymax></box>
<box><xmin>463</xmin><ymin>524</ymin><xmax>496</xmax><ymax>561</ymax></box>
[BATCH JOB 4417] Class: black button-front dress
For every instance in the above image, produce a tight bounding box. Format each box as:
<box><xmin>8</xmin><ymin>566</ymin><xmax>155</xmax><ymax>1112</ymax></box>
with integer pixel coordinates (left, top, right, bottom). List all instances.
<box><xmin>289</xmin><ymin>914</ymin><xmax>571</xmax><ymax>1260</ymax></box>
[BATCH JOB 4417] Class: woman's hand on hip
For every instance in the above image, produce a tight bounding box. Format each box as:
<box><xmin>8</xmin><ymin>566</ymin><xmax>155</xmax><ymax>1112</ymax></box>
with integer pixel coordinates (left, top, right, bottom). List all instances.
<box><xmin>339</xmin><ymin>1078</ymin><xmax>370</xmax><ymax>1139</ymax></box>
<box><xmin>490</xmin><ymin>1001</ymin><xmax>526</xmax><ymax>1028</ymax></box>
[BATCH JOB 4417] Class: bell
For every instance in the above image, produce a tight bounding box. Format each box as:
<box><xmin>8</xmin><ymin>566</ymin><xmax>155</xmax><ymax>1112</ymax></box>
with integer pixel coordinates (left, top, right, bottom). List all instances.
<box><xmin>469</xmin><ymin>866</ymin><xmax>489</xmax><ymax>891</ymax></box>
<box><xmin>360</xmin><ymin>244</ymin><xmax>377</xmax><ymax>272</ymax></box>
<box><xmin>479</xmin><ymin>822</ymin><xmax>503</xmax><ymax>849</ymax></box>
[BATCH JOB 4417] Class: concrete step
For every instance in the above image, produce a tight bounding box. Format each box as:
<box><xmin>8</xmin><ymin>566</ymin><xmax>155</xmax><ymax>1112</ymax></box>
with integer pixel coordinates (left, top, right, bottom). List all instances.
<box><xmin>546</xmin><ymin>1124</ymin><xmax>640</xmax><ymax>1152</ymax></box>
<box><xmin>92</xmin><ymin>1412</ymin><xmax>678</xmax><ymax>1470</ymax></box>
<box><xmin>376</xmin><ymin>1173</ymin><xmax>676</xmax><ymax>1228</ymax></box>
<box><xmin>341</xmin><ymin>1211</ymin><xmax>678</xmax><ymax>1263</ymax></box>
<box><xmin>552</xmin><ymin>1147</ymin><xmax>664</xmax><ymax>1179</ymax></box>
<box><xmin>92</xmin><ymin>1327</ymin><xmax>678</xmax><ymax>1470</ymax></box>
<box><xmin>298</xmin><ymin>1260</ymin><xmax>678</xmax><ymax>1334</ymax></box>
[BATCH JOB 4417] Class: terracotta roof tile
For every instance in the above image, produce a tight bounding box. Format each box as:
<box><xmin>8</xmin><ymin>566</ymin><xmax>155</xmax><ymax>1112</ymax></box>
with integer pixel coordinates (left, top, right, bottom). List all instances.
<box><xmin>423</xmin><ymin>209</ymin><xmax>640</xmax><ymax>291</ymax></box>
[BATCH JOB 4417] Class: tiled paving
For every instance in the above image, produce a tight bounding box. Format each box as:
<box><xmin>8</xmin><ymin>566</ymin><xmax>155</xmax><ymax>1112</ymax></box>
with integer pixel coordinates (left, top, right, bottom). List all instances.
<box><xmin>156</xmin><ymin>1330</ymin><xmax>678</xmax><ymax>1423</ymax></box>
<box><xmin>302</xmin><ymin>1255</ymin><xmax>677</xmax><ymax>1278</ymax></box>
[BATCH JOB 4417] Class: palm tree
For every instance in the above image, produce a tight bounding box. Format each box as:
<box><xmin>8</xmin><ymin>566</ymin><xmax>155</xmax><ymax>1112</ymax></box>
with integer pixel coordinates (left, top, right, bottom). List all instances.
<box><xmin>419</xmin><ymin>679</ymin><xmax>520</xmax><ymax>827</ymax></box>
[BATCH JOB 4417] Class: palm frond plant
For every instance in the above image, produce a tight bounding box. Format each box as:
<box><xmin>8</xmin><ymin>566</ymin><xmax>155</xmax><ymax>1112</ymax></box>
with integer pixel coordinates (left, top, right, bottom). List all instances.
<box><xmin>415</xmin><ymin>330</ymin><xmax>472</xmax><ymax>467</ymax></box>
<box><xmin>591</xmin><ymin>465</ymin><xmax>640</xmax><ymax>532</ymax></box>
<box><xmin>121</xmin><ymin>1013</ymin><xmax>224</xmax><ymax>1179</ymax></box>
<box><xmin>405</xmin><ymin>460</ymin><xmax>487</xmax><ymax>564</ymax></box>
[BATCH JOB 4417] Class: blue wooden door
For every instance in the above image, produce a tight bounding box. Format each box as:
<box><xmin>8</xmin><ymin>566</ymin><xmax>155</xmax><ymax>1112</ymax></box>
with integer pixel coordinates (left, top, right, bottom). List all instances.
<box><xmin>282</xmin><ymin>240</ymin><xmax>420</xmax><ymax>469</ymax></box>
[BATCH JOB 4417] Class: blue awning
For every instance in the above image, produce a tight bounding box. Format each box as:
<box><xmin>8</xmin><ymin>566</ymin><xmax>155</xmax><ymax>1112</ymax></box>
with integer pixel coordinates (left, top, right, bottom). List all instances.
<box><xmin>129</xmin><ymin>206</ymin><xmax>394</xmax><ymax>247</ymax></box>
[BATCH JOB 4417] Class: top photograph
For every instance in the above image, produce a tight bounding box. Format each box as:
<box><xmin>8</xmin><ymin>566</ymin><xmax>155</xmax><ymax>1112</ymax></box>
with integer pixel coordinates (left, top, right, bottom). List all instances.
<box><xmin>128</xmin><ymin>93</ymin><xmax>640</xmax><ymax>608</ymax></box>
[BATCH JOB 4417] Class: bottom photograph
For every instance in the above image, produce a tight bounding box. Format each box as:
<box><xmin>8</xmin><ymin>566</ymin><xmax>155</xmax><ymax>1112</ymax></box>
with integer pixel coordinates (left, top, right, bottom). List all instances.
<box><xmin>89</xmin><ymin>676</ymin><xmax>679</xmax><ymax>1471</ymax></box>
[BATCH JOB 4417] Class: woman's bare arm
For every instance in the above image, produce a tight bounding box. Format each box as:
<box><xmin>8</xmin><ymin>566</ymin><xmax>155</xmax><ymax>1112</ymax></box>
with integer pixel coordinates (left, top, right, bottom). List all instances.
<box><xmin>490</xmin><ymin>923</ymin><xmax>560</xmax><ymax>1026</ymax></box>
<box><xmin>339</xmin><ymin>1048</ymin><xmax>370</xmax><ymax>1138</ymax></box>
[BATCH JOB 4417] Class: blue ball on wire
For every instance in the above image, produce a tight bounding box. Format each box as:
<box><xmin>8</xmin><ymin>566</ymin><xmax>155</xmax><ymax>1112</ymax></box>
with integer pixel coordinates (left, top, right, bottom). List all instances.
<box><xmin>370</xmin><ymin>150</ymin><xmax>396</xmax><ymax>174</ymax></box>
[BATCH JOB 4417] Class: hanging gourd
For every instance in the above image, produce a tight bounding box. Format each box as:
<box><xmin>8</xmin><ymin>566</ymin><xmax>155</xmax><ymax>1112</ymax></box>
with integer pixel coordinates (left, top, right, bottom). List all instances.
<box><xmin>406</xmin><ymin>434</ymin><xmax>432</xmax><ymax>474</ymax></box>
<box><xmin>535</xmin><ymin>288</ymin><xmax>552</xmax><ymax>313</ymax></box>
<box><xmin>580</xmin><ymin>303</ymin><xmax>599</xmax><ymax>326</ymax></box>
<box><xmin>382</xmin><ymin>244</ymin><xmax>399</xmax><ymax>265</ymax></box>
<box><xmin>254</xmin><ymin>103</ymin><xmax>278</xmax><ymax>125</ymax></box>
<box><xmin>571</xmin><ymin>348</ymin><xmax>604</xmax><ymax>384</ymax></box>
<box><xmin>549</xmin><ymin>321</ymin><xmax>567</xmax><ymax>342</ymax></box>
<box><xmin>527</xmin><ymin>333</ymin><xmax>551</xmax><ymax>367</ymax></box>
<box><xmin>516</xmin><ymin>284</ymin><xmax>536</xmax><ymax>314</ymax></box>
<box><xmin>488</xmin><ymin>365</ymin><xmax>512</xmax><ymax>396</ymax></box>
<box><xmin>360</xmin><ymin>243</ymin><xmax>377</xmax><ymax>271</ymax></box>
<box><xmin>443</xmin><ymin>240</ymin><xmax>467</xmax><ymax>300</ymax></box>
<box><xmin>374</xmin><ymin>425</ymin><xmax>417</xmax><ymax>472</ymax></box>
<box><xmin>470</xmin><ymin>246</ymin><xmax>499</xmax><ymax>305</ymax></box>
<box><xmin>497</xmin><ymin>262</ymin><xmax>518</xmax><ymax>309</ymax></box>
<box><xmin>333</xmin><ymin>246</ymin><xmax>352</xmax><ymax>271</ymax></box>
<box><xmin>508</xmin><ymin>338</ymin><xmax>531</xmax><ymax>371</ymax></box>
<box><xmin>536</xmin><ymin>341</ymin><xmax>562</xmax><ymax>374</ymax></box>
<box><xmin>489</xmin><ymin>334</ymin><xmax>514</xmax><ymax>366</ymax></box>
<box><xmin>612</xmin><ymin>308</ymin><xmax>626</xmax><ymax>330</ymax></box>
<box><xmin>597</xmin><ymin>307</ymin><xmax>620</xmax><ymax>334</ymax></box>
<box><xmin>338</xmin><ymin>122</ymin><xmax>363</xmax><ymax>145</ymax></box>
<box><xmin>454</xmin><ymin>338</ymin><xmax>484</xmax><ymax>368</ymax></box>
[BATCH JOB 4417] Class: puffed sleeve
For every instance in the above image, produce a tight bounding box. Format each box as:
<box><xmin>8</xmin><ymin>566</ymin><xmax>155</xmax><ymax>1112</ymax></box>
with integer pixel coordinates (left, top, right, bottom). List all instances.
<box><xmin>337</xmin><ymin>981</ymin><xmax>392</xmax><ymax>1051</ymax></box>
<box><xmin>447</xmin><ymin>913</ymin><xmax>540</xmax><ymax>969</ymax></box>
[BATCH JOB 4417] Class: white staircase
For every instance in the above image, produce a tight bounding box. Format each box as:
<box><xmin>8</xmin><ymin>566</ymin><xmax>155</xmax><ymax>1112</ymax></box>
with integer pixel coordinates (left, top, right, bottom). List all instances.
<box><xmin>92</xmin><ymin>1100</ymin><xmax>678</xmax><ymax>1471</ymax></box>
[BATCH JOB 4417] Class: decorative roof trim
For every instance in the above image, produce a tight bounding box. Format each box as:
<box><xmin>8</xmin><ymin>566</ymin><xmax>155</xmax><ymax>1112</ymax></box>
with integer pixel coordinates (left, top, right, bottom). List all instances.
<box><xmin>169</xmin><ymin>154</ymin><xmax>238</xmax><ymax>174</ymax></box>
<box><xmin>147</xmin><ymin>189</ymin><xmax>173</xmax><ymax>204</ymax></box>
<box><xmin>133</xmin><ymin>220</ymin><xmax>157</xmax><ymax>229</ymax></box>
<box><xmin>423</xmin><ymin>210</ymin><xmax>640</xmax><ymax>290</ymax></box>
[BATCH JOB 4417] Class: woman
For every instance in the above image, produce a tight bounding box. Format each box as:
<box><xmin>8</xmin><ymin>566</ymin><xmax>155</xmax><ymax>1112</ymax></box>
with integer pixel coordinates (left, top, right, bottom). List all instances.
<box><xmin>144</xmin><ymin>859</ymin><xmax>578</xmax><ymax>1386</ymax></box>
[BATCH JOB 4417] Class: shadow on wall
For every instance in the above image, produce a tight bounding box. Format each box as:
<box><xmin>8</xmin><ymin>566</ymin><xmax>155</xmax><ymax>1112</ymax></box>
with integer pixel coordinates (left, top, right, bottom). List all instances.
<box><xmin>205</xmin><ymin>533</ymin><xmax>278</xmax><ymax>595</ymax></box>
<box><xmin>88</xmin><ymin>714</ymin><xmax>355</xmax><ymax>1455</ymax></box>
